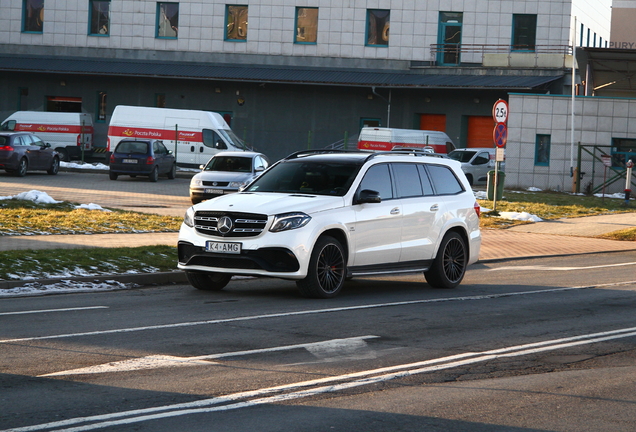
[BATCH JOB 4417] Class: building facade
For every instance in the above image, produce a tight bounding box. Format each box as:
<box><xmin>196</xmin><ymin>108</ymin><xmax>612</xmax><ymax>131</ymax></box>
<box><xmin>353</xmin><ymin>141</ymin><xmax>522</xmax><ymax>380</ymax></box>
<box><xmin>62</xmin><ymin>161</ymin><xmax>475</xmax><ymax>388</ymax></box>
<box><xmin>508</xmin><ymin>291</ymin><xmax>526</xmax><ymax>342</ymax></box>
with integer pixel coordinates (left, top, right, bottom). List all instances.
<box><xmin>0</xmin><ymin>0</ymin><xmax>611</xmax><ymax>161</ymax></box>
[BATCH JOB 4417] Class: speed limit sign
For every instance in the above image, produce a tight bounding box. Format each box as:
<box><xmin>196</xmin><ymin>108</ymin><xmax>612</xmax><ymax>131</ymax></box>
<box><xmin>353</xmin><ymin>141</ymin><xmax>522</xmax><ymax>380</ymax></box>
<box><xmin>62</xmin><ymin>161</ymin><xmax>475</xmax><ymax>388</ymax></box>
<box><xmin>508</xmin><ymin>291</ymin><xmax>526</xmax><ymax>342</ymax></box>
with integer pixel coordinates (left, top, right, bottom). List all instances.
<box><xmin>492</xmin><ymin>99</ymin><xmax>509</xmax><ymax>124</ymax></box>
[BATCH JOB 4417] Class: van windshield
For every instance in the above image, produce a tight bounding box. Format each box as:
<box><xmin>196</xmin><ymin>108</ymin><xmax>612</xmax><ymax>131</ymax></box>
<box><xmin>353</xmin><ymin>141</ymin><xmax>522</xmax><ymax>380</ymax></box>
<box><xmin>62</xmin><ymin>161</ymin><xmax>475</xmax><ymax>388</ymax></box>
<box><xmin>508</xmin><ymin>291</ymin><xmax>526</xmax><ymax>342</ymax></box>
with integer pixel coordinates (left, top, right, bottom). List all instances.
<box><xmin>218</xmin><ymin>129</ymin><xmax>251</xmax><ymax>151</ymax></box>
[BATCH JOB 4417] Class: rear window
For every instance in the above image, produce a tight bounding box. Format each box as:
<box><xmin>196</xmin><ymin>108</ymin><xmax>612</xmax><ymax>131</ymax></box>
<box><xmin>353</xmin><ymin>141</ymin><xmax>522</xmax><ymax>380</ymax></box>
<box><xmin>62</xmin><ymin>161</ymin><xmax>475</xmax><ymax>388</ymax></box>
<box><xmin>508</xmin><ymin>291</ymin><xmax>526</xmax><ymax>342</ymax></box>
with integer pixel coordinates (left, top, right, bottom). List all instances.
<box><xmin>115</xmin><ymin>141</ymin><xmax>149</xmax><ymax>154</ymax></box>
<box><xmin>448</xmin><ymin>150</ymin><xmax>476</xmax><ymax>163</ymax></box>
<box><xmin>426</xmin><ymin>164</ymin><xmax>465</xmax><ymax>195</ymax></box>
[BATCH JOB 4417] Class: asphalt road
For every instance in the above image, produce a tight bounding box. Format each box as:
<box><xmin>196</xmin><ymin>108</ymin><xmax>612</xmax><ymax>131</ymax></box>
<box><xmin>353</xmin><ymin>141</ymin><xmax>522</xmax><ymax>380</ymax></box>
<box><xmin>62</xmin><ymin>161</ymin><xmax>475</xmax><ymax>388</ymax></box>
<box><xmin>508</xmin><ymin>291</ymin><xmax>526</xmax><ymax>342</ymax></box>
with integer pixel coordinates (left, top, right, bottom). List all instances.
<box><xmin>2</xmin><ymin>252</ymin><xmax>636</xmax><ymax>431</ymax></box>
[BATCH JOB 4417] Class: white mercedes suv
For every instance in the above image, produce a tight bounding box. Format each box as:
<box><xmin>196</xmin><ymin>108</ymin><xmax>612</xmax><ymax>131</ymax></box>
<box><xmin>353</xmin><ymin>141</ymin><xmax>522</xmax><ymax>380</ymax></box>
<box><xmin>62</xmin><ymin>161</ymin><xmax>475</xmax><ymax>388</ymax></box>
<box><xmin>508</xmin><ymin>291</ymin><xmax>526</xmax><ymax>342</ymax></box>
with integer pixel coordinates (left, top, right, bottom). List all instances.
<box><xmin>178</xmin><ymin>150</ymin><xmax>481</xmax><ymax>298</ymax></box>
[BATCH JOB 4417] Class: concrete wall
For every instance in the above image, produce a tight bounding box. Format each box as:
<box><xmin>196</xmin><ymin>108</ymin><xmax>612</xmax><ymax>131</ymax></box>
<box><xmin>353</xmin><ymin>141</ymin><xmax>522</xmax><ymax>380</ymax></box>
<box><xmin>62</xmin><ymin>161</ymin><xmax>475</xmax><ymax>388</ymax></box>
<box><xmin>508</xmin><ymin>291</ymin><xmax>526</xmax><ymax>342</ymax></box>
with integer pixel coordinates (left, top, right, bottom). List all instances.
<box><xmin>1</xmin><ymin>0</ymin><xmax>575</xmax><ymax>64</ymax></box>
<box><xmin>506</xmin><ymin>93</ymin><xmax>636</xmax><ymax>193</ymax></box>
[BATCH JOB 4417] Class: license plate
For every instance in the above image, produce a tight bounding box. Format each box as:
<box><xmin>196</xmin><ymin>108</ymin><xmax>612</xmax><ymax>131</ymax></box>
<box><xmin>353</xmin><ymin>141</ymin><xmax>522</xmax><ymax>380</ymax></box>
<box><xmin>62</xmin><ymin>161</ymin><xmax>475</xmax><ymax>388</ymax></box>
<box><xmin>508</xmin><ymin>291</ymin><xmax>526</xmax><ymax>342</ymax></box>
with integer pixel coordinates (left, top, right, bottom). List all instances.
<box><xmin>204</xmin><ymin>188</ymin><xmax>224</xmax><ymax>194</ymax></box>
<box><xmin>206</xmin><ymin>241</ymin><xmax>241</xmax><ymax>254</ymax></box>
<box><xmin>123</xmin><ymin>159</ymin><xmax>138</xmax><ymax>164</ymax></box>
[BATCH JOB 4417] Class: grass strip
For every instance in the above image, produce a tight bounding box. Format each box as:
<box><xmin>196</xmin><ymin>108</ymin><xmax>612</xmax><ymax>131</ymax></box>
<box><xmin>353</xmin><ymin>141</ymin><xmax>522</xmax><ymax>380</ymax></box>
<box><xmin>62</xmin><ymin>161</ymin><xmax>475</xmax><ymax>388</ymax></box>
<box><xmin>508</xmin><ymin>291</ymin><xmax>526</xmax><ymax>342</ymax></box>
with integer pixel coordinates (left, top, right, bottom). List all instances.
<box><xmin>0</xmin><ymin>246</ymin><xmax>178</xmax><ymax>281</ymax></box>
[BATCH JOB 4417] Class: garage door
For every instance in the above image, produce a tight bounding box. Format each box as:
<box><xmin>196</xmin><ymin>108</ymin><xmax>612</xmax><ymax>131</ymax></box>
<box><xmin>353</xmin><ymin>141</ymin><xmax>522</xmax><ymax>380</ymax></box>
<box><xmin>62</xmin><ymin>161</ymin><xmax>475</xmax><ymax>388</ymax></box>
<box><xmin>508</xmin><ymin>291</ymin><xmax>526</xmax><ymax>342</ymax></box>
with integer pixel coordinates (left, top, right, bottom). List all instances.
<box><xmin>467</xmin><ymin>116</ymin><xmax>495</xmax><ymax>148</ymax></box>
<box><xmin>419</xmin><ymin>114</ymin><xmax>446</xmax><ymax>131</ymax></box>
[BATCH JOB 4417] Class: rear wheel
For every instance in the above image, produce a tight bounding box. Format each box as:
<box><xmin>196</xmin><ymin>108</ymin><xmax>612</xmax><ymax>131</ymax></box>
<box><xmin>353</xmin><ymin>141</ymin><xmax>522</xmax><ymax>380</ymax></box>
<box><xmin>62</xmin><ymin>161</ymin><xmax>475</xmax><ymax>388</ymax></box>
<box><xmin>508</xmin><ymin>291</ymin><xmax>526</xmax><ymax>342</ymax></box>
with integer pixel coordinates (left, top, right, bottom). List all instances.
<box><xmin>186</xmin><ymin>271</ymin><xmax>232</xmax><ymax>291</ymax></box>
<box><xmin>15</xmin><ymin>158</ymin><xmax>27</xmax><ymax>177</ymax></box>
<box><xmin>149</xmin><ymin>167</ymin><xmax>158</xmax><ymax>182</ymax></box>
<box><xmin>109</xmin><ymin>171</ymin><xmax>118</xmax><ymax>180</ymax></box>
<box><xmin>424</xmin><ymin>231</ymin><xmax>467</xmax><ymax>289</ymax></box>
<box><xmin>47</xmin><ymin>157</ymin><xmax>60</xmax><ymax>175</ymax></box>
<box><xmin>296</xmin><ymin>236</ymin><xmax>346</xmax><ymax>298</ymax></box>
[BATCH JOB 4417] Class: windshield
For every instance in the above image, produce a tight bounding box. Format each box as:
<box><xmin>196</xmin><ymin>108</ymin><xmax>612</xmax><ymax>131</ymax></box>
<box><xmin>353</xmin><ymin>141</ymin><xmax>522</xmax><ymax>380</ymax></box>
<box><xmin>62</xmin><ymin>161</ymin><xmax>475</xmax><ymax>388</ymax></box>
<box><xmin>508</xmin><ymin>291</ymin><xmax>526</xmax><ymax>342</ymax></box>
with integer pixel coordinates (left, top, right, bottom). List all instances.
<box><xmin>245</xmin><ymin>160</ymin><xmax>362</xmax><ymax>196</ymax></box>
<box><xmin>448</xmin><ymin>150</ymin><xmax>476</xmax><ymax>163</ymax></box>
<box><xmin>206</xmin><ymin>156</ymin><xmax>252</xmax><ymax>172</ymax></box>
<box><xmin>218</xmin><ymin>129</ymin><xmax>251</xmax><ymax>151</ymax></box>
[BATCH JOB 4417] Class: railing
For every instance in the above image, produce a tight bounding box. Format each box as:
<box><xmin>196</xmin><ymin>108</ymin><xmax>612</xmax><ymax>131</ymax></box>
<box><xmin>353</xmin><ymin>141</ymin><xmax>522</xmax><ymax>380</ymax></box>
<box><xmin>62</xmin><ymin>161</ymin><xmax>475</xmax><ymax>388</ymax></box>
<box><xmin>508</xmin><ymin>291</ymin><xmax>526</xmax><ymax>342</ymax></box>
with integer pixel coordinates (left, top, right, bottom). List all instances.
<box><xmin>425</xmin><ymin>44</ymin><xmax>573</xmax><ymax>68</ymax></box>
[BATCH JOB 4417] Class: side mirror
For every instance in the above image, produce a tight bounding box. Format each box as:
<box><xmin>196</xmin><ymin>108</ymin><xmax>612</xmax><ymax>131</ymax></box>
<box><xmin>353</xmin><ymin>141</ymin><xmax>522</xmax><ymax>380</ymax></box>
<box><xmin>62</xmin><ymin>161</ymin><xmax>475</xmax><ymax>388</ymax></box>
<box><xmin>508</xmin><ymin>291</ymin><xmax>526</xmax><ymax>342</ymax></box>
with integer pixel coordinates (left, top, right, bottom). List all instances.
<box><xmin>215</xmin><ymin>140</ymin><xmax>227</xmax><ymax>150</ymax></box>
<box><xmin>167</xmin><ymin>150</ymin><xmax>173</xmax><ymax>155</ymax></box>
<box><xmin>43</xmin><ymin>142</ymin><xmax>51</xmax><ymax>148</ymax></box>
<box><xmin>356</xmin><ymin>189</ymin><xmax>381</xmax><ymax>204</ymax></box>
<box><xmin>255</xmin><ymin>165</ymin><xmax>265</xmax><ymax>172</ymax></box>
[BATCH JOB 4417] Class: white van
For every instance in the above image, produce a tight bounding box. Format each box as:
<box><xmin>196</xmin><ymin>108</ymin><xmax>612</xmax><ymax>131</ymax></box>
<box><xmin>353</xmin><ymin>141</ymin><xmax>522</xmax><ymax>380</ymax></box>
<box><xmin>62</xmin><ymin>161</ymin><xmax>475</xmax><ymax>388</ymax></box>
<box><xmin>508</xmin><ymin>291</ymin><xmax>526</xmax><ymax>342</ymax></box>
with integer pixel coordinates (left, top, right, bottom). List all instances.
<box><xmin>107</xmin><ymin>106</ymin><xmax>250</xmax><ymax>168</ymax></box>
<box><xmin>357</xmin><ymin>127</ymin><xmax>456</xmax><ymax>154</ymax></box>
<box><xmin>0</xmin><ymin>111</ymin><xmax>94</xmax><ymax>162</ymax></box>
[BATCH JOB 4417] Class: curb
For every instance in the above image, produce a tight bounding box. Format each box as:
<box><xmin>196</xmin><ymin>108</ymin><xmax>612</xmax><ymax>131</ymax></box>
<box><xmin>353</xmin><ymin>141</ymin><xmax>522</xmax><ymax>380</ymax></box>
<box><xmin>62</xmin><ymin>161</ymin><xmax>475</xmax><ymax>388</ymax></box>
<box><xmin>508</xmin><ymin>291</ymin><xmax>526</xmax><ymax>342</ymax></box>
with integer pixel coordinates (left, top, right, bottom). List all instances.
<box><xmin>59</xmin><ymin>166</ymin><xmax>195</xmax><ymax>179</ymax></box>
<box><xmin>0</xmin><ymin>271</ymin><xmax>189</xmax><ymax>290</ymax></box>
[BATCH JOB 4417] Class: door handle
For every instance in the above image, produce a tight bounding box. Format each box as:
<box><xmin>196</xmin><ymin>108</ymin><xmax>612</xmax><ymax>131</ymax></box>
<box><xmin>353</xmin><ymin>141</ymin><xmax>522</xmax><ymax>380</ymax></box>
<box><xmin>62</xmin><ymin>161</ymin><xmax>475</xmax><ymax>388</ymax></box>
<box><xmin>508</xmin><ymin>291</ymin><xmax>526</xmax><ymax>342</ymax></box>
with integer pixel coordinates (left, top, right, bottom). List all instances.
<box><xmin>430</xmin><ymin>204</ymin><xmax>439</xmax><ymax>211</ymax></box>
<box><xmin>390</xmin><ymin>207</ymin><xmax>400</xmax><ymax>215</ymax></box>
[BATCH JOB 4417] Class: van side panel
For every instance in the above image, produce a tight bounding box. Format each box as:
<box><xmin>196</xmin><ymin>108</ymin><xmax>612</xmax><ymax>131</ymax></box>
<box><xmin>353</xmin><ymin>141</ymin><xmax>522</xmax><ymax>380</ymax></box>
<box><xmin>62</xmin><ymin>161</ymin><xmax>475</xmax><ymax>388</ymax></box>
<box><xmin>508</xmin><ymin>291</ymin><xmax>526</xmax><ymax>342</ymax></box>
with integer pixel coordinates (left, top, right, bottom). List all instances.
<box><xmin>357</xmin><ymin>127</ymin><xmax>455</xmax><ymax>153</ymax></box>
<box><xmin>107</xmin><ymin>106</ymin><xmax>240</xmax><ymax>168</ymax></box>
<box><xmin>1</xmin><ymin>112</ymin><xmax>94</xmax><ymax>149</ymax></box>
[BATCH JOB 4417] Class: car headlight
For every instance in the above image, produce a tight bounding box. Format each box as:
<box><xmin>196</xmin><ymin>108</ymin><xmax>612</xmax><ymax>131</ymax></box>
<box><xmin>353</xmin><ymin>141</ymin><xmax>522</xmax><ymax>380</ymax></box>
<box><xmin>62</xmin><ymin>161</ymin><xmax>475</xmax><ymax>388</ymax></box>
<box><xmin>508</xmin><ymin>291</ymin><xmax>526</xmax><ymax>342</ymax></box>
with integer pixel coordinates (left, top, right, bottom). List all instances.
<box><xmin>270</xmin><ymin>212</ymin><xmax>311</xmax><ymax>232</ymax></box>
<box><xmin>229</xmin><ymin>181</ymin><xmax>246</xmax><ymax>188</ymax></box>
<box><xmin>184</xmin><ymin>207</ymin><xmax>195</xmax><ymax>227</ymax></box>
<box><xmin>191</xmin><ymin>178</ymin><xmax>202</xmax><ymax>187</ymax></box>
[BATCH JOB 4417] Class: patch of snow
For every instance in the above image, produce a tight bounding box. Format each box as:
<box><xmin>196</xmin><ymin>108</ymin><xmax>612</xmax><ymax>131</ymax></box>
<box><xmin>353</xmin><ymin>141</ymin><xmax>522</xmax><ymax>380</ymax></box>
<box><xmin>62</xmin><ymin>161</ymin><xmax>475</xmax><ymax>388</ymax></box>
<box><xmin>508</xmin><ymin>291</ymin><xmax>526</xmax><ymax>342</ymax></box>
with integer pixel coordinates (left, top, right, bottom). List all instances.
<box><xmin>0</xmin><ymin>280</ymin><xmax>138</xmax><ymax>297</ymax></box>
<box><xmin>497</xmin><ymin>211</ymin><xmax>543</xmax><ymax>222</ymax></box>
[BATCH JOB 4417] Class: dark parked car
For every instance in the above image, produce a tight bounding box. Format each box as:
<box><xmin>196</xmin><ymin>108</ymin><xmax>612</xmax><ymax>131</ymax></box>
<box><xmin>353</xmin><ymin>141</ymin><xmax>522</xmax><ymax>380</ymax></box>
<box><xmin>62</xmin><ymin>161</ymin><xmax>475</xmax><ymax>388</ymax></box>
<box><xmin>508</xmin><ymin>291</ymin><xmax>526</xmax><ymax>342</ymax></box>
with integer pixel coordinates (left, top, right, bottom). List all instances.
<box><xmin>0</xmin><ymin>132</ymin><xmax>60</xmax><ymax>177</ymax></box>
<box><xmin>109</xmin><ymin>139</ymin><xmax>176</xmax><ymax>182</ymax></box>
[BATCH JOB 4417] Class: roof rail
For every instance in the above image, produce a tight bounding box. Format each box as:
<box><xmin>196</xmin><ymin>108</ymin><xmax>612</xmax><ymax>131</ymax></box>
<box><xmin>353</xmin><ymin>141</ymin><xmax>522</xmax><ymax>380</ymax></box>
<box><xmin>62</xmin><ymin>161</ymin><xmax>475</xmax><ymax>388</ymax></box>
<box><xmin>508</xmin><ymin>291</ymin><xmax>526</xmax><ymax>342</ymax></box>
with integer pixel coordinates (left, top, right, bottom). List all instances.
<box><xmin>284</xmin><ymin>149</ymin><xmax>354</xmax><ymax>160</ymax></box>
<box><xmin>365</xmin><ymin>150</ymin><xmax>448</xmax><ymax>162</ymax></box>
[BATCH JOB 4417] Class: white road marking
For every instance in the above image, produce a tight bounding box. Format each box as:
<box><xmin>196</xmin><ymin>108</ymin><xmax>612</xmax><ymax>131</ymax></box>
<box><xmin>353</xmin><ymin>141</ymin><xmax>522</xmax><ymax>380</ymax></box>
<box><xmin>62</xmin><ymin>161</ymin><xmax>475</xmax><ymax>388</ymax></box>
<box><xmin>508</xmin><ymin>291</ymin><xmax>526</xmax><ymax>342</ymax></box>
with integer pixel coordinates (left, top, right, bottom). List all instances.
<box><xmin>5</xmin><ymin>282</ymin><xmax>636</xmax><ymax>345</ymax></box>
<box><xmin>0</xmin><ymin>306</ymin><xmax>108</xmax><ymax>316</ymax></box>
<box><xmin>8</xmin><ymin>326</ymin><xmax>636</xmax><ymax>432</ymax></box>
<box><xmin>39</xmin><ymin>336</ymin><xmax>380</xmax><ymax>377</ymax></box>
<box><xmin>490</xmin><ymin>262</ymin><xmax>636</xmax><ymax>271</ymax></box>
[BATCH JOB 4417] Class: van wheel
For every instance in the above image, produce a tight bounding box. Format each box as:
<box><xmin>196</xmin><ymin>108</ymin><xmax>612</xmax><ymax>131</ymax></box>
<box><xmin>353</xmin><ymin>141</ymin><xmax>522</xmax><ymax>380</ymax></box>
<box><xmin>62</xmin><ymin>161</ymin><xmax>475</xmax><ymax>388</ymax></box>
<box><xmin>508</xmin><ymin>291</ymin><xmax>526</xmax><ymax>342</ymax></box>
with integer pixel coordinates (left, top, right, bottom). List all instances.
<box><xmin>167</xmin><ymin>164</ymin><xmax>176</xmax><ymax>179</ymax></box>
<box><xmin>424</xmin><ymin>231</ymin><xmax>467</xmax><ymax>289</ymax></box>
<box><xmin>109</xmin><ymin>172</ymin><xmax>118</xmax><ymax>180</ymax></box>
<box><xmin>56</xmin><ymin>148</ymin><xmax>69</xmax><ymax>162</ymax></box>
<box><xmin>186</xmin><ymin>271</ymin><xmax>232</xmax><ymax>291</ymax></box>
<box><xmin>149</xmin><ymin>167</ymin><xmax>159</xmax><ymax>182</ymax></box>
<box><xmin>47</xmin><ymin>157</ymin><xmax>60</xmax><ymax>175</ymax></box>
<box><xmin>296</xmin><ymin>236</ymin><xmax>346</xmax><ymax>298</ymax></box>
<box><xmin>15</xmin><ymin>158</ymin><xmax>28</xmax><ymax>177</ymax></box>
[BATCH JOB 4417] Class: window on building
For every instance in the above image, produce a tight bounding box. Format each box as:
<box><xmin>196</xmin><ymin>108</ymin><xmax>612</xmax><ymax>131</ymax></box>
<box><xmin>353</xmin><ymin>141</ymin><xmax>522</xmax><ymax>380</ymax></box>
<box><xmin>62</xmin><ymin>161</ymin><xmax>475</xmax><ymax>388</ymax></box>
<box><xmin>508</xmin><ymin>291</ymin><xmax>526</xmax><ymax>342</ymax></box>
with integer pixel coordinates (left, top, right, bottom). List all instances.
<box><xmin>226</xmin><ymin>5</ymin><xmax>248</xmax><ymax>41</ymax></box>
<box><xmin>156</xmin><ymin>2</ymin><xmax>178</xmax><ymax>38</ymax></box>
<box><xmin>535</xmin><ymin>134</ymin><xmax>550</xmax><ymax>166</ymax></box>
<box><xmin>89</xmin><ymin>0</ymin><xmax>110</xmax><ymax>35</ymax></box>
<box><xmin>360</xmin><ymin>118</ymin><xmax>381</xmax><ymax>128</ymax></box>
<box><xmin>437</xmin><ymin>12</ymin><xmax>463</xmax><ymax>65</ymax></box>
<box><xmin>295</xmin><ymin>7</ymin><xmax>318</xmax><ymax>44</ymax></box>
<box><xmin>512</xmin><ymin>14</ymin><xmax>537</xmax><ymax>51</ymax></box>
<box><xmin>47</xmin><ymin>96</ymin><xmax>82</xmax><ymax>112</ymax></box>
<box><xmin>156</xmin><ymin>94</ymin><xmax>166</xmax><ymax>108</ymax></box>
<box><xmin>97</xmin><ymin>91</ymin><xmax>107</xmax><ymax>122</ymax></box>
<box><xmin>611</xmin><ymin>138</ymin><xmax>636</xmax><ymax>167</ymax></box>
<box><xmin>366</xmin><ymin>9</ymin><xmax>390</xmax><ymax>46</ymax></box>
<box><xmin>23</xmin><ymin>0</ymin><xmax>44</xmax><ymax>33</ymax></box>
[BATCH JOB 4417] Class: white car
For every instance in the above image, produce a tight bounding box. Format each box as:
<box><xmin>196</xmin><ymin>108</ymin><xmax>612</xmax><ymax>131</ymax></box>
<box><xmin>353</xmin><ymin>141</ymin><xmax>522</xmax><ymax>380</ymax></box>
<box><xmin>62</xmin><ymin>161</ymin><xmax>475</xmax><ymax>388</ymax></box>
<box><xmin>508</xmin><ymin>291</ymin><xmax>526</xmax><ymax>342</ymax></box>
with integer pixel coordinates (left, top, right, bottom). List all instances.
<box><xmin>447</xmin><ymin>148</ymin><xmax>502</xmax><ymax>186</ymax></box>
<box><xmin>189</xmin><ymin>151</ymin><xmax>270</xmax><ymax>204</ymax></box>
<box><xmin>178</xmin><ymin>150</ymin><xmax>482</xmax><ymax>298</ymax></box>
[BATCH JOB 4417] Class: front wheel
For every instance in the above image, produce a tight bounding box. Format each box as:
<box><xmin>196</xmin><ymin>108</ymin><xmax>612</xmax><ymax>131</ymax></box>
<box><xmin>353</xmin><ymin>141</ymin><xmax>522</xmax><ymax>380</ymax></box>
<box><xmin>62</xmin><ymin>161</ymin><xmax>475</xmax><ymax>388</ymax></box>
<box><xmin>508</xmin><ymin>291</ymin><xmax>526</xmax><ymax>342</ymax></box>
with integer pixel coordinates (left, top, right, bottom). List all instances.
<box><xmin>149</xmin><ymin>167</ymin><xmax>158</xmax><ymax>182</ymax></box>
<box><xmin>186</xmin><ymin>271</ymin><xmax>232</xmax><ymax>291</ymax></box>
<box><xmin>47</xmin><ymin>157</ymin><xmax>60</xmax><ymax>175</ymax></box>
<box><xmin>296</xmin><ymin>236</ymin><xmax>346</xmax><ymax>298</ymax></box>
<box><xmin>424</xmin><ymin>231</ymin><xmax>467</xmax><ymax>289</ymax></box>
<box><xmin>167</xmin><ymin>163</ymin><xmax>176</xmax><ymax>179</ymax></box>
